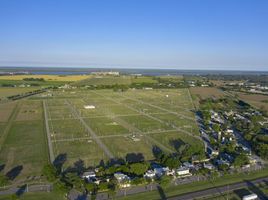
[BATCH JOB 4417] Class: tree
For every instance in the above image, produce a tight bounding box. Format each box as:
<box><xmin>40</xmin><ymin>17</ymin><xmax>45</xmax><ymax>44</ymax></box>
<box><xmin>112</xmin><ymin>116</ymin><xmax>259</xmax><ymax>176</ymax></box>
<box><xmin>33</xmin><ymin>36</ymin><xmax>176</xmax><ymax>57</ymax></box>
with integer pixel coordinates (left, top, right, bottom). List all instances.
<box><xmin>42</xmin><ymin>164</ymin><xmax>57</xmax><ymax>182</ymax></box>
<box><xmin>0</xmin><ymin>174</ymin><xmax>8</xmax><ymax>186</ymax></box>
<box><xmin>129</xmin><ymin>163</ymin><xmax>149</xmax><ymax>176</ymax></box>
<box><xmin>233</xmin><ymin>154</ymin><xmax>249</xmax><ymax>167</ymax></box>
<box><xmin>163</xmin><ymin>157</ymin><xmax>180</xmax><ymax>169</ymax></box>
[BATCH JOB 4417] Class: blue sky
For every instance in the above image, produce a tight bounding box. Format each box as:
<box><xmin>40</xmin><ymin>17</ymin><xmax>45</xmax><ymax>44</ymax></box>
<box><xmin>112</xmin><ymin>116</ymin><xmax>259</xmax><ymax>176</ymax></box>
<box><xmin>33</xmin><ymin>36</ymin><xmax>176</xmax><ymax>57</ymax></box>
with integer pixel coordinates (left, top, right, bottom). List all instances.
<box><xmin>0</xmin><ymin>0</ymin><xmax>268</xmax><ymax>71</ymax></box>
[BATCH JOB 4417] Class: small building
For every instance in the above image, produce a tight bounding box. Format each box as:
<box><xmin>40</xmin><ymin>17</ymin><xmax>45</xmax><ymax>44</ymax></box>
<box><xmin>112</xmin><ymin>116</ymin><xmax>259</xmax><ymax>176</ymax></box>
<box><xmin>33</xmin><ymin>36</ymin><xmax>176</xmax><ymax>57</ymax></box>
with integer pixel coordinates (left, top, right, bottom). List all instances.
<box><xmin>114</xmin><ymin>172</ymin><xmax>130</xmax><ymax>188</ymax></box>
<box><xmin>176</xmin><ymin>167</ymin><xmax>191</xmax><ymax>176</ymax></box>
<box><xmin>203</xmin><ymin>163</ymin><xmax>214</xmax><ymax>170</ymax></box>
<box><xmin>84</xmin><ymin>105</ymin><xmax>96</xmax><ymax>109</ymax></box>
<box><xmin>144</xmin><ymin>170</ymin><xmax>156</xmax><ymax>179</ymax></box>
<box><xmin>82</xmin><ymin>171</ymin><xmax>96</xmax><ymax>180</ymax></box>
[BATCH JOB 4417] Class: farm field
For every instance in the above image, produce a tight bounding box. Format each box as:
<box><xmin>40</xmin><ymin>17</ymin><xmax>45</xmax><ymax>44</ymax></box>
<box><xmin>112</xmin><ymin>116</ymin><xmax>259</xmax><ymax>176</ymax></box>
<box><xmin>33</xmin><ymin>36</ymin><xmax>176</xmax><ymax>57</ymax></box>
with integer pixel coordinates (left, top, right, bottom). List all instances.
<box><xmin>235</xmin><ymin>92</ymin><xmax>268</xmax><ymax>111</ymax></box>
<box><xmin>44</xmin><ymin>88</ymin><xmax>203</xmax><ymax>168</ymax></box>
<box><xmin>75</xmin><ymin>75</ymin><xmax>157</xmax><ymax>86</ymax></box>
<box><xmin>0</xmin><ymin>100</ymin><xmax>48</xmax><ymax>180</ymax></box>
<box><xmin>0</xmin><ymin>74</ymin><xmax>91</xmax><ymax>82</ymax></box>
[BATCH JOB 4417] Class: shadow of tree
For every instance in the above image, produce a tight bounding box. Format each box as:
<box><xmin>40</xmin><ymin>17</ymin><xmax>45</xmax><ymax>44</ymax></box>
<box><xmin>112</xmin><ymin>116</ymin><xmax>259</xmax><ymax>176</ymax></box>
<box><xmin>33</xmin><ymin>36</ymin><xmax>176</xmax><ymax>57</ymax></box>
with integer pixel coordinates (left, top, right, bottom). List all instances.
<box><xmin>0</xmin><ymin>164</ymin><xmax>5</xmax><ymax>172</ymax></box>
<box><xmin>126</xmin><ymin>153</ymin><xmax>144</xmax><ymax>163</ymax></box>
<box><xmin>152</xmin><ymin>145</ymin><xmax>163</xmax><ymax>160</ymax></box>
<box><xmin>53</xmin><ymin>153</ymin><xmax>67</xmax><ymax>174</ymax></box>
<box><xmin>16</xmin><ymin>184</ymin><xmax>27</xmax><ymax>197</ymax></box>
<box><xmin>169</xmin><ymin>139</ymin><xmax>185</xmax><ymax>152</ymax></box>
<box><xmin>157</xmin><ymin>185</ymin><xmax>167</xmax><ymax>200</ymax></box>
<box><xmin>75</xmin><ymin>193</ymin><xmax>88</xmax><ymax>200</ymax></box>
<box><xmin>6</xmin><ymin>165</ymin><xmax>23</xmax><ymax>180</ymax></box>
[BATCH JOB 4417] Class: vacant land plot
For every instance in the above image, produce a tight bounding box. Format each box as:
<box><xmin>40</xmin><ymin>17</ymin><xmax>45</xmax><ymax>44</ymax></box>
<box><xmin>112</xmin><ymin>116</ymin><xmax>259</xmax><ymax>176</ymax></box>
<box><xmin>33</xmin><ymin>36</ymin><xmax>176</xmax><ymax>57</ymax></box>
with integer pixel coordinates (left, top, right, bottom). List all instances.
<box><xmin>236</xmin><ymin>92</ymin><xmax>268</xmax><ymax>111</ymax></box>
<box><xmin>44</xmin><ymin>88</ymin><xmax>201</xmax><ymax>167</ymax></box>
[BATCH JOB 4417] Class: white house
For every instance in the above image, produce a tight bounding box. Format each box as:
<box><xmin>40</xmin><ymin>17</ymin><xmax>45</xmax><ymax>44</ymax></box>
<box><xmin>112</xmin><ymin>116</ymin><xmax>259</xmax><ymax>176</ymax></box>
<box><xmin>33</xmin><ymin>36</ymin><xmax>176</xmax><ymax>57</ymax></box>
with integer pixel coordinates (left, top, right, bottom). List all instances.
<box><xmin>144</xmin><ymin>170</ymin><xmax>156</xmax><ymax>179</ymax></box>
<box><xmin>176</xmin><ymin>167</ymin><xmax>191</xmax><ymax>176</ymax></box>
<box><xmin>82</xmin><ymin>171</ymin><xmax>96</xmax><ymax>180</ymax></box>
<box><xmin>114</xmin><ymin>172</ymin><xmax>130</xmax><ymax>188</ymax></box>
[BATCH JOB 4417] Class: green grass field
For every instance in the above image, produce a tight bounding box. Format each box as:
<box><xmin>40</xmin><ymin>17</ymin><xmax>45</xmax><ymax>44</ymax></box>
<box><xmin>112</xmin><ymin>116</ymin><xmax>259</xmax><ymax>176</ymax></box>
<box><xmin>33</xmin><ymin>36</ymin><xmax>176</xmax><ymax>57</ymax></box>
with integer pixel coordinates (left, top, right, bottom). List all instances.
<box><xmin>45</xmin><ymin>88</ymin><xmax>201</xmax><ymax>168</ymax></box>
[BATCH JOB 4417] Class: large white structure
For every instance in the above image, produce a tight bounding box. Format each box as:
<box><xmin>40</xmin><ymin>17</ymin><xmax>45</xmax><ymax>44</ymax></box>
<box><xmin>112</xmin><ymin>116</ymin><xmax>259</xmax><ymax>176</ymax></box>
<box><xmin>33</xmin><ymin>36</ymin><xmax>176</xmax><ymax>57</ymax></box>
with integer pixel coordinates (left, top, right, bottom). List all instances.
<box><xmin>176</xmin><ymin>167</ymin><xmax>191</xmax><ymax>176</ymax></box>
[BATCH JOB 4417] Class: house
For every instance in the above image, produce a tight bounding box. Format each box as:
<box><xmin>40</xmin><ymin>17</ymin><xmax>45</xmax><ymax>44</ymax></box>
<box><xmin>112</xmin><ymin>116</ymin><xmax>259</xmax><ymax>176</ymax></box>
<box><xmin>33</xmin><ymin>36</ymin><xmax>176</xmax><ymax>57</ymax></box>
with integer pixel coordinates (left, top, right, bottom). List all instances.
<box><xmin>176</xmin><ymin>167</ymin><xmax>191</xmax><ymax>177</ymax></box>
<box><xmin>114</xmin><ymin>172</ymin><xmax>130</xmax><ymax>188</ymax></box>
<box><xmin>183</xmin><ymin>162</ymin><xmax>194</xmax><ymax>169</ymax></box>
<box><xmin>203</xmin><ymin>163</ymin><xmax>215</xmax><ymax>170</ymax></box>
<box><xmin>82</xmin><ymin>171</ymin><xmax>96</xmax><ymax>180</ymax></box>
<box><xmin>84</xmin><ymin>105</ymin><xmax>96</xmax><ymax>109</ymax></box>
<box><xmin>144</xmin><ymin>170</ymin><xmax>156</xmax><ymax>179</ymax></box>
<box><xmin>151</xmin><ymin>164</ymin><xmax>169</xmax><ymax>177</ymax></box>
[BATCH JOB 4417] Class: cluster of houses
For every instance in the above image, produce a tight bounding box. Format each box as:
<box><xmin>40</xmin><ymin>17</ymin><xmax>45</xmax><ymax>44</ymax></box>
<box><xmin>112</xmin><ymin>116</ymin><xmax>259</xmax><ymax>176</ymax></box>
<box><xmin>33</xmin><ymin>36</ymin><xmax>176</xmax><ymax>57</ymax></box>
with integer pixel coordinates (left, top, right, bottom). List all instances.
<box><xmin>202</xmin><ymin>107</ymin><xmax>263</xmax><ymax>168</ymax></box>
<box><xmin>81</xmin><ymin>163</ymin><xmax>193</xmax><ymax>188</ymax></box>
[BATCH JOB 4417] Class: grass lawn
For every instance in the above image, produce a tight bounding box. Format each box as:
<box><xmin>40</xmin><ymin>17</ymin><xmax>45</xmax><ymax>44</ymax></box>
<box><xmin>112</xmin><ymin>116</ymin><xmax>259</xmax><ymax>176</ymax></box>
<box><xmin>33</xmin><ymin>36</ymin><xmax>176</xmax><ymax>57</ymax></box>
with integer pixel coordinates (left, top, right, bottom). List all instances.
<box><xmin>120</xmin><ymin>115</ymin><xmax>170</xmax><ymax>132</ymax></box>
<box><xmin>102</xmin><ymin>136</ymin><xmax>155</xmax><ymax>161</ymax></box>
<box><xmin>84</xmin><ymin>117</ymin><xmax>130</xmax><ymax>136</ymax></box>
<box><xmin>0</xmin><ymin>120</ymin><xmax>48</xmax><ymax>179</ymax></box>
<box><xmin>150</xmin><ymin>131</ymin><xmax>204</xmax><ymax>153</ymax></box>
<box><xmin>49</xmin><ymin>119</ymin><xmax>87</xmax><ymax>140</ymax></box>
<box><xmin>53</xmin><ymin>140</ymin><xmax>108</xmax><ymax>167</ymax></box>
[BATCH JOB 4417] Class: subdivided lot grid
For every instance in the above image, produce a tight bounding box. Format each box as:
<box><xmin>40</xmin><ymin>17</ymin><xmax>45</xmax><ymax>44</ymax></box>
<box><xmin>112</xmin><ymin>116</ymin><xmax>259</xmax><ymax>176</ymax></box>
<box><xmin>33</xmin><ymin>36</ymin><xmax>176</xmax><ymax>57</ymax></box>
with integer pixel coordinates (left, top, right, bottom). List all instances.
<box><xmin>44</xmin><ymin>88</ymin><xmax>204</xmax><ymax>167</ymax></box>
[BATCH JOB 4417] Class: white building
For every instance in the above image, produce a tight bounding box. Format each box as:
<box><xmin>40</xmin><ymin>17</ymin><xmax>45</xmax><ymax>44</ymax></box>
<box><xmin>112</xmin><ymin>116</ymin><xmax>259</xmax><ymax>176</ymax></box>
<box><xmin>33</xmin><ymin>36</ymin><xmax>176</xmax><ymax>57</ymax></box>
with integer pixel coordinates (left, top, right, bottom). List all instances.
<box><xmin>114</xmin><ymin>172</ymin><xmax>130</xmax><ymax>188</ymax></box>
<box><xmin>84</xmin><ymin>105</ymin><xmax>96</xmax><ymax>109</ymax></box>
<box><xmin>144</xmin><ymin>170</ymin><xmax>156</xmax><ymax>179</ymax></box>
<box><xmin>82</xmin><ymin>171</ymin><xmax>96</xmax><ymax>180</ymax></box>
<box><xmin>176</xmin><ymin>167</ymin><xmax>191</xmax><ymax>176</ymax></box>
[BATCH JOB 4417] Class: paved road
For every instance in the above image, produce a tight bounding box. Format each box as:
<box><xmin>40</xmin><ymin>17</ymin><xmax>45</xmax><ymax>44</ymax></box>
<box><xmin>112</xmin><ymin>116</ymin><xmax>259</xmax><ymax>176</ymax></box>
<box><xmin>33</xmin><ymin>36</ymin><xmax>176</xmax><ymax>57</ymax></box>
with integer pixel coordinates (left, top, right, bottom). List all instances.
<box><xmin>168</xmin><ymin>177</ymin><xmax>268</xmax><ymax>200</ymax></box>
<box><xmin>65</xmin><ymin>100</ymin><xmax>114</xmax><ymax>159</ymax></box>
<box><xmin>43</xmin><ymin>100</ymin><xmax>55</xmax><ymax>163</ymax></box>
<box><xmin>0</xmin><ymin>184</ymin><xmax>52</xmax><ymax>196</ymax></box>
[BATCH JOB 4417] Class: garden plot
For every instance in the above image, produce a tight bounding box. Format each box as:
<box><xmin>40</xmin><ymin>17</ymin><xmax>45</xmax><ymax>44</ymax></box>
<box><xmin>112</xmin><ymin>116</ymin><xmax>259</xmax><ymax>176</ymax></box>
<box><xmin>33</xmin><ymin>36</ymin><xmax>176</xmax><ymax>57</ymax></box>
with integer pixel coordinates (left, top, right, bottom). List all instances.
<box><xmin>49</xmin><ymin>119</ymin><xmax>88</xmax><ymax>140</ymax></box>
<box><xmin>149</xmin><ymin>131</ymin><xmax>204</xmax><ymax>154</ymax></box>
<box><xmin>0</xmin><ymin>102</ymin><xmax>16</xmax><ymax>122</ymax></box>
<box><xmin>53</xmin><ymin>140</ymin><xmax>108</xmax><ymax>167</ymax></box>
<box><xmin>120</xmin><ymin>115</ymin><xmax>171</xmax><ymax>132</ymax></box>
<box><xmin>84</xmin><ymin>117</ymin><xmax>131</xmax><ymax>136</ymax></box>
<box><xmin>15</xmin><ymin>100</ymin><xmax>43</xmax><ymax>121</ymax></box>
<box><xmin>102</xmin><ymin>136</ymin><xmax>155</xmax><ymax>161</ymax></box>
<box><xmin>0</xmin><ymin>120</ymin><xmax>47</xmax><ymax>179</ymax></box>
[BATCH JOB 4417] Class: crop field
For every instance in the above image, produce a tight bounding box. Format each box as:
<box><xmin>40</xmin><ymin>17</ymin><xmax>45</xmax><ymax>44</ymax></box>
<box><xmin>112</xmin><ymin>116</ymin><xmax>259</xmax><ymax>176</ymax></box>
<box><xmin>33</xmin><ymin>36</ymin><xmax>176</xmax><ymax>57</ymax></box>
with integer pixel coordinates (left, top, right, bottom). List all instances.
<box><xmin>235</xmin><ymin>92</ymin><xmax>268</xmax><ymax>111</ymax></box>
<box><xmin>0</xmin><ymin>74</ymin><xmax>91</xmax><ymax>82</ymax></box>
<box><xmin>0</xmin><ymin>102</ymin><xmax>16</xmax><ymax>122</ymax></box>
<box><xmin>44</xmin><ymin>88</ymin><xmax>203</xmax><ymax>167</ymax></box>
<box><xmin>75</xmin><ymin>75</ymin><xmax>157</xmax><ymax>86</ymax></box>
<box><xmin>0</xmin><ymin>100</ymin><xmax>48</xmax><ymax>180</ymax></box>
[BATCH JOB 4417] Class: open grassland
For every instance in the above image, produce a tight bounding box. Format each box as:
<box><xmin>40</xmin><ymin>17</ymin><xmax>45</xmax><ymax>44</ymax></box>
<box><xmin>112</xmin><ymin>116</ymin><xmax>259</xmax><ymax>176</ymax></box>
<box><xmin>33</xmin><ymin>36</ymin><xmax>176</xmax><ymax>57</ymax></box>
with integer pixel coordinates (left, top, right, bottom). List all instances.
<box><xmin>0</xmin><ymin>100</ymin><xmax>48</xmax><ymax>180</ymax></box>
<box><xmin>0</xmin><ymin>87</ymin><xmax>40</xmax><ymax>98</ymax></box>
<box><xmin>0</xmin><ymin>74</ymin><xmax>91</xmax><ymax>82</ymax></box>
<box><xmin>45</xmin><ymin>88</ymin><xmax>202</xmax><ymax>167</ymax></box>
<box><xmin>235</xmin><ymin>92</ymin><xmax>268</xmax><ymax>111</ymax></box>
